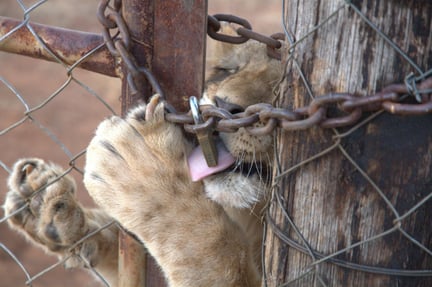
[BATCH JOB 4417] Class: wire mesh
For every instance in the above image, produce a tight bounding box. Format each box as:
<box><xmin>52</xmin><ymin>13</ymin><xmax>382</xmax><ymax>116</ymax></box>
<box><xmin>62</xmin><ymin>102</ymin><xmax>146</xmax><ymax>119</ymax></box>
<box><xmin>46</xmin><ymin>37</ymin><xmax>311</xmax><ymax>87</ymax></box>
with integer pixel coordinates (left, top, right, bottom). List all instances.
<box><xmin>263</xmin><ymin>0</ymin><xmax>432</xmax><ymax>286</ymax></box>
<box><xmin>0</xmin><ymin>1</ymin><xmax>283</xmax><ymax>287</ymax></box>
<box><xmin>0</xmin><ymin>0</ymin><xmax>121</xmax><ymax>286</ymax></box>
<box><xmin>1</xmin><ymin>0</ymin><xmax>431</xmax><ymax>287</ymax></box>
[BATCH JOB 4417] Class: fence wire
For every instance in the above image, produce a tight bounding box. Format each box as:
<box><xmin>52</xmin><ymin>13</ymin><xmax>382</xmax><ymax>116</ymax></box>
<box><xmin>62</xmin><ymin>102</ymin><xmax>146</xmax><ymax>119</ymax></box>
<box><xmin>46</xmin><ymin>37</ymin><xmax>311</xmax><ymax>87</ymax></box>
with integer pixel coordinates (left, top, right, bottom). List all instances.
<box><xmin>0</xmin><ymin>0</ymin><xmax>120</xmax><ymax>286</ymax></box>
<box><xmin>1</xmin><ymin>0</ymin><xmax>431</xmax><ymax>287</ymax></box>
<box><xmin>263</xmin><ymin>0</ymin><xmax>432</xmax><ymax>286</ymax></box>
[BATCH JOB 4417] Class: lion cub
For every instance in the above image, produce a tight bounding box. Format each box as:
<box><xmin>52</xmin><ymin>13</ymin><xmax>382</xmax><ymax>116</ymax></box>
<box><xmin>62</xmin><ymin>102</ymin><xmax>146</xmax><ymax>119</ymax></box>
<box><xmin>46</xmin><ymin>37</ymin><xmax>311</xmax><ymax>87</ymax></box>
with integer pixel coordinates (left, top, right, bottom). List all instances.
<box><xmin>4</xmin><ymin>25</ymin><xmax>281</xmax><ymax>287</ymax></box>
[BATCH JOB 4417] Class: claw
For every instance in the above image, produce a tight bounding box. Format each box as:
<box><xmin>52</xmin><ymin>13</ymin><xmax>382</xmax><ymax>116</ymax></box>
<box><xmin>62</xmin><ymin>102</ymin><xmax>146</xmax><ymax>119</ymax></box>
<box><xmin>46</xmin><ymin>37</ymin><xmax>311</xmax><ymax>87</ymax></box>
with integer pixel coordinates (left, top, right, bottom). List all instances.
<box><xmin>145</xmin><ymin>94</ymin><xmax>161</xmax><ymax>121</ymax></box>
<box><xmin>20</xmin><ymin>162</ymin><xmax>36</xmax><ymax>183</ymax></box>
<box><xmin>22</xmin><ymin>163</ymin><xmax>35</xmax><ymax>175</ymax></box>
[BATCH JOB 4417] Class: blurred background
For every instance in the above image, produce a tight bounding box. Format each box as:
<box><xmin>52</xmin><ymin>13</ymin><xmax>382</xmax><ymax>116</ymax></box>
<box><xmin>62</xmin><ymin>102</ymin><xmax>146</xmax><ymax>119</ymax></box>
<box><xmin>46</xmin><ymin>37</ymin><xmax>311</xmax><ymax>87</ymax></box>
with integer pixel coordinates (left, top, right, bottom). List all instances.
<box><xmin>0</xmin><ymin>0</ymin><xmax>281</xmax><ymax>286</ymax></box>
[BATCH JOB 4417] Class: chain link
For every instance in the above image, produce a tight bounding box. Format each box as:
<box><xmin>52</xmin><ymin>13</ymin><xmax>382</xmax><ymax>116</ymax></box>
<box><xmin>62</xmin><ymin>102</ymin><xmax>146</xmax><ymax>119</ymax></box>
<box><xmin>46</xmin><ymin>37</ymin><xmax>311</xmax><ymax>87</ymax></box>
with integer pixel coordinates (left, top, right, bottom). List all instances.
<box><xmin>97</xmin><ymin>0</ymin><xmax>432</xmax><ymax>137</ymax></box>
<box><xmin>97</xmin><ymin>0</ymin><xmax>164</xmax><ymax>99</ymax></box>
<box><xmin>207</xmin><ymin>14</ymin><xmax>284</xmax><ymax>60</ymax></box>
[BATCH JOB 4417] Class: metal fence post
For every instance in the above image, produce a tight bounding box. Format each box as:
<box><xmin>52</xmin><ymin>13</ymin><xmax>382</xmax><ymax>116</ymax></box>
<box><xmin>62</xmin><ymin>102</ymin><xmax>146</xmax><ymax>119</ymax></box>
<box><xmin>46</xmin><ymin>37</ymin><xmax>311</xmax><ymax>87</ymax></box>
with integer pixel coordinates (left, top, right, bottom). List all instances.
<box><xmin>119</xmin><ymin>0</ymin><xmax>207</xmax><ymax>286</ymax></box>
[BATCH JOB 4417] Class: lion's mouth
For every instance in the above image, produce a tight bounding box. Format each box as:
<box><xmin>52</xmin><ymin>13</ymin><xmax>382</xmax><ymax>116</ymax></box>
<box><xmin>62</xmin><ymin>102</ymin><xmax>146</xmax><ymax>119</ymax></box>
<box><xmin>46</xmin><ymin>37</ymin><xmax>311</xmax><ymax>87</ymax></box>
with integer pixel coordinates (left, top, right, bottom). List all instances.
<box><xmin>188</xmin><ymin>138</ymin><xmax>235</xmax><ymax>182</ymax></box>
<box><xmin>187</xmin><ymin>138</ymin><xmax>271</xmax><ymax>183</ymax></box>
<box><xmin>227</xmin><ymin>161</ymin><xmax>272</xmax><ymax>183</ymax></box>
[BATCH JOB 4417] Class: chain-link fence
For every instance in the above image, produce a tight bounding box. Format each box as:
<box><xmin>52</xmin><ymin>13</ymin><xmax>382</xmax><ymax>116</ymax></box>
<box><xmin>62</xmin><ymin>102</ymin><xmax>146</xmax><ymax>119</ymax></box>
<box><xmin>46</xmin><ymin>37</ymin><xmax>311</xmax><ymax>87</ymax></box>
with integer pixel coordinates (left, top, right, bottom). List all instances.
<box><xmin>0</xmin><ymin>1</ymin><xmax>282</xmax><ymax>286</ymax></box>
<box><xmin>0</xmin><ymin>1</ymin><xmax>121</xmax><ymax>286</ymax></box>
<box><xmin>1</xmin><ymin>0</ymin><xmax>431</xmax><ymax>286</ymax></box>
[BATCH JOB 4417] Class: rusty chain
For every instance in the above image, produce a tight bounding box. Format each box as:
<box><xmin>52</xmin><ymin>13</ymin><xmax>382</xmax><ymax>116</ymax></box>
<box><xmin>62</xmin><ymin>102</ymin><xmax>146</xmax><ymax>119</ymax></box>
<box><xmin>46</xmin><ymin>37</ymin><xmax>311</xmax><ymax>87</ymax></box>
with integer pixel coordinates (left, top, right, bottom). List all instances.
<box><xmin>97</xmin><ymin>0</ymin><xmax>165</xmax><ymax>99</ymax></box>
<box><xmin>207</xmin><ymin>14</ymin><xmax>284</xmax><ymax>60</ymax></box>
<box><xmin>168</xmin><ymin>76</ymin><xmax>432</xmax><ymax>136</ymax></box>
<box><xmin>98</xmin><ymin>0</ymin><xmax>432</xmax><ymax>137</ymax></box>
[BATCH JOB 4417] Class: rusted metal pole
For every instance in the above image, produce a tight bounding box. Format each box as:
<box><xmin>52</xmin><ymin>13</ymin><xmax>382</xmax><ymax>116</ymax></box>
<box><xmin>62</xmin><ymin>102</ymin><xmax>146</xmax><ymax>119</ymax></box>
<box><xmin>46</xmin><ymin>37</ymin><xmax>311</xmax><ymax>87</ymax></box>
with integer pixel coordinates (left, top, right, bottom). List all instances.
<box><xmin>152</xmin><ymin>0</ymin><xmax>207</xmax><ymax>112</ymax></box>
<box><xmin>118</xmin><ymin>231</ymin><xmax>147</xmax><ymax>285</ymax></box>
<box><xmin>118</xmin><ymin>0</ymin><xmax>153</xmax><ymax>284</ymax></box>
<box><xmin>0</xmin><ymin>17</ymin><xmax>118</xmax><ymax>77</ymax></box>
<box><xmin>119</xmin><ymin>0</ymin><xmax>207</xmax><ymax>286</ymax></box>
<box><xmin>119</xmin><ymin>0</ymin><xmax>154</xmax><ymax>115</ymax></box>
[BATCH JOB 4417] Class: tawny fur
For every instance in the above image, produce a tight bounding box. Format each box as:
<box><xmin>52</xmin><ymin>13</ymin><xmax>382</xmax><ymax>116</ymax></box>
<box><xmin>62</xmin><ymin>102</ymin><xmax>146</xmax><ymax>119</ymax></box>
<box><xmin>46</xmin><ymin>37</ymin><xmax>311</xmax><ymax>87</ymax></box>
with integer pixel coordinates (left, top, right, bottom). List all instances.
<box><xmin>3</xmin><ymin>25</ymin><xmax>281</xmax><ymax>287</ymax></box>
<box><xmin>4</xmin><ymin>158</ymin><xmax>119</xmax><ymax>285</ymax></box>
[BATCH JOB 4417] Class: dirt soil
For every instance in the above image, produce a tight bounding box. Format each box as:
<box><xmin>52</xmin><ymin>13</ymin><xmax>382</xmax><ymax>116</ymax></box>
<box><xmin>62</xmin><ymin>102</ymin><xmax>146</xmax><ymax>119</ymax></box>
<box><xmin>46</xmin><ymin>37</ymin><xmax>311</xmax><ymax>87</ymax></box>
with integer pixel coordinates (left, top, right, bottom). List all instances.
<box><xmin>0</xmin><ymin>1</ymin><xmax>281</xmax><ymax>286</ymax></box>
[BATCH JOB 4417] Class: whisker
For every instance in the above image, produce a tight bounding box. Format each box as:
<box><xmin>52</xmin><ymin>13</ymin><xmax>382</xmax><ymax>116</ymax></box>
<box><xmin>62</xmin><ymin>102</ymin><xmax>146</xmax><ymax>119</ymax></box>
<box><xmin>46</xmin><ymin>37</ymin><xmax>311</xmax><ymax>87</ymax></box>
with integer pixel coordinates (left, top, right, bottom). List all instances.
<box><xmin>265</xmin><ymin>152</ymin><xmax>273</xmax><ymax>183</ymax></box>
<box><xmin>255</xmin><ymin>151</ymin><xmax>264</xmax><ymax>183</ymax></box>
<box><xmin>231</xmin><ymin>155</ymin><xmax>243</xmax><ymax>173</ymax></box>
<box><xmin>246</xmin><ymin>150</ymin><xmax>255</xmax><ymax>178</ymax></box>
<box><xmin>238</xmin><ymin>152</ymin><xmax>247</xmax><ymax>174</ymax></box>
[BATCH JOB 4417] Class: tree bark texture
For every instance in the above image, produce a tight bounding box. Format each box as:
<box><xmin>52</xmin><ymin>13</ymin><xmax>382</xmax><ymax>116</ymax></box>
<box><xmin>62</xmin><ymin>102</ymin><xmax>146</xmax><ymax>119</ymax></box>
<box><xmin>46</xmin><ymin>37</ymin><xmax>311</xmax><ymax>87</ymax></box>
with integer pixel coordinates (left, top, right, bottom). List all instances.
<box><xmin>265</xmin><ymin>1</ymin><xmax>432</xmax><ymax>286</ymax></box>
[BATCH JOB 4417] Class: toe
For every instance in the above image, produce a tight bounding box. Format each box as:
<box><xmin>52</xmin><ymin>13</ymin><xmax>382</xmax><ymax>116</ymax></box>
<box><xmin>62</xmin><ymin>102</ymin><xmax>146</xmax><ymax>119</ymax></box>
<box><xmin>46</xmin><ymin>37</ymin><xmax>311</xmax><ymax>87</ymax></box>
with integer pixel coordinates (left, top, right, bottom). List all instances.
<box><xmin>145</xmin><ymin>94</ymin><xmax>162</xmax><ymax>121</ymax></box>
<box><xmin>8</xmin><ymin>158</ymin><xmax>44</xmax><ymax>197</ymax></box>
<box><xmin>3</xmin><ymin>190</ymin><xmax>27</xmax><ymax>226</ymax></box>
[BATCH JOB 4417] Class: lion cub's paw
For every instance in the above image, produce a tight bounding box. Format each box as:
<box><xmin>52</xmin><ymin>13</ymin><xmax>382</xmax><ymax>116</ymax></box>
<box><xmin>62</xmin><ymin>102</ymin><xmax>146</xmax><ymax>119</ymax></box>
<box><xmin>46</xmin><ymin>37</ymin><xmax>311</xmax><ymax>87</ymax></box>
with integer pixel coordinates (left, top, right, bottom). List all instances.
<box><xmin>4</xmin><ymin>158</ymin><xmax>97</xmax><ymax>267</ymax></box>
<box><xmin>84</xmin><ymin>95</ymin><xmax>192</xmax><ymax>230</ymax></box>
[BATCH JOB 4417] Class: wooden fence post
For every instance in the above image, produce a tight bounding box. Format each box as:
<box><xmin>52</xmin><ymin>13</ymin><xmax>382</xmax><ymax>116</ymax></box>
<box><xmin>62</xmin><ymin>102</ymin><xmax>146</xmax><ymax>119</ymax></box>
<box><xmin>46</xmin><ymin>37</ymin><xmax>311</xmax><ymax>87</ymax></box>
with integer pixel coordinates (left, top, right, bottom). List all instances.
<box><xmin>119</xmin><ymin>0</ymin><xmax>207</xmax><ymax>286</ymax></box>
<box><xmin>264</xmin><ymin>1</ymin><xmax>432</xmax><ymax>286</ymax></box>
